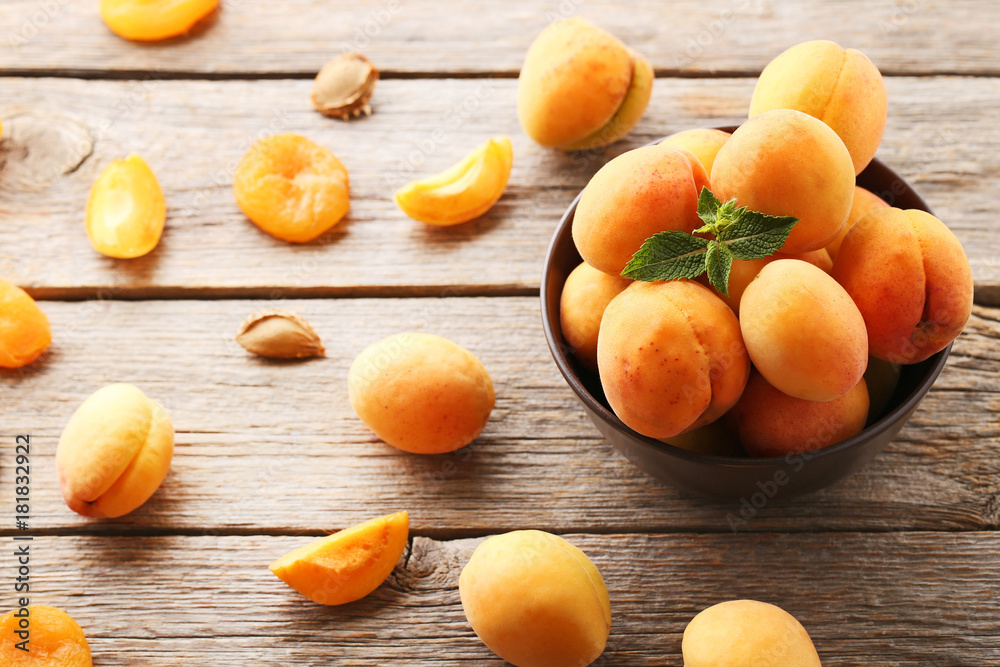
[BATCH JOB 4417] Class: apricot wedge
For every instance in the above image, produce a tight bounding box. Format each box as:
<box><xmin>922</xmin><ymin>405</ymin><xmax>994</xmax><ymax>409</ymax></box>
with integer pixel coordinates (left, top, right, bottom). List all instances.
<box><xmin>270</xmin><ymin>511</ymin><xmax>409</xmax><ymax>605</ymax></box>
<box><xmin>394</xmin><ymin>137</ymin><xmax>513</xmax><ymax>226</ymax></box>
<box><xmin>100</xmin><ymin>0</ymin><xmax>219</xmax><ymax>42</ymax></box>
<box><xmin>86</xmin><ymin>154</ymin><xmax>166</xmax><ymax>259</ymax></box>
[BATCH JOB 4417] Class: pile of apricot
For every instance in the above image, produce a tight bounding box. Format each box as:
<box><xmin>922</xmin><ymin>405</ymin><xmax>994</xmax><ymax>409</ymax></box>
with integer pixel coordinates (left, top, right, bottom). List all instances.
<box><xmin>562</xmin><ymin>40</ymin><xmax>973</xmax><ymax>459</ymax></box>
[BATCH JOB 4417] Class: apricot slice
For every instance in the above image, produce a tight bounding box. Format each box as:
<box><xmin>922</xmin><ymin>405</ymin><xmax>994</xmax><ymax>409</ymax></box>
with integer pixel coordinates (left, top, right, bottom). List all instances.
<box><xmin>234</xmin><ymin>134</ymin><xmax>350</xmax><ymax>243</ymax></box>
<box><xmin>0</xmin><ymin>281</ymin><xmax>51</xmax><ymax>369</ymax></box>
<box><xmin>518</xmin><ymin>18</ymin><xmax>652</xmax><ymax>150</ymax></box>
<box><xmin>57</xmin><ymin>384</ymin><xmax>174</xmax><ymax>518</ymax></box>
<box><xmin>100</xmin><ymin>0</ymin><xmax>219</xmax><ymax>42</ymax></box>
<box><xmin>86</xmin><ymin>154</ymin><xmax>166</xmax><ymax>259</ymax></box>
<box><xmin>394</xmin><ymin>136</ymin><xmax>513</xmax><ymax>226</ymax></box>
<box><xmin>0</xmin><ymin>605</ymin><xmax>91</xmax><ymax>666</ymax></box>
<box><xmin>270</xmin><ymin>511</ymin><xmax>409</xmax><ymax>606</ymax></box>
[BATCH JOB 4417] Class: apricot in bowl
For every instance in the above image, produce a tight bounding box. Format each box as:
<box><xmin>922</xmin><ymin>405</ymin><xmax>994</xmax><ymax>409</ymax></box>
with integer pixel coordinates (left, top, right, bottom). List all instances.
<box><xmin>541</xmin><ymin>136</ymin><xmax>952</xmax><ymax>500</ymax></box>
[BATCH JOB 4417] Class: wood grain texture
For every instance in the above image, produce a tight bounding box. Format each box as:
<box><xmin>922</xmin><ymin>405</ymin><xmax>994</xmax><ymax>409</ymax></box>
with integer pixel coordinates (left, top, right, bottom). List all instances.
<box><xmin>2</xmin><ymin>0</ymin><xmax>998</xmax><ymax>76</ymax></box>
<box><xmin>14</xmin><ymin>531</ymin><xmax>1000</xmax><ymax>665</ymax></box>
<box><xmin>2</xmin><ymin>76</ymin><xmax>999</xmax><ymax>301</ymax></box>
<box><xmin>1</xmin><ymin>298</ymin><xmax>997</xmax><ymax>535</ymax></box>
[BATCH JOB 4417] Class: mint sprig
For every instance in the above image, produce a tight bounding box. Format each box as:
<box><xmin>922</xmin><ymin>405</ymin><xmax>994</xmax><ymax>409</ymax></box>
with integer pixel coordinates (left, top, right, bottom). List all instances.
<box><xmin>621</xmin><ymin>188</ymin><xmax>799</xmax><ymax>296</ymax></box>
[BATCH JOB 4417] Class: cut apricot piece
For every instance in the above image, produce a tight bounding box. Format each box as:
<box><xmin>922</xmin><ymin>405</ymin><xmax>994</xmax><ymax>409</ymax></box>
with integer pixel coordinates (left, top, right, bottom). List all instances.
<box><xmin>233</xmin><ymin>134</ymin><xmax>350</xmax><ymax>243</ymax></box>
<box><xmin>0</xmin><ymin>280</ymin><xmax>51</xmax><ymax>369</ymax></box>
<box><xmin>270</xmin><ymin>511</ymin><xmax>409</xmax><ymax>605</ymax></box>
<box><xmin>86</xmin><ymin>154</ymin><xmax>166</xmax><ymax>259</ymax></box>
<box><xmin>100</xmin><ymin>0</ymin><xmax>219</xmax><ymax>42</ymax></box>
<box><xmin>0</xmin><ymin>605</ymin><xmax>92</xmax><ymax>666</ymax></box>
<box><xmin>394</xmin><ymin>136</ymin><xmax>513</xmax><ymax>226</ymax></box>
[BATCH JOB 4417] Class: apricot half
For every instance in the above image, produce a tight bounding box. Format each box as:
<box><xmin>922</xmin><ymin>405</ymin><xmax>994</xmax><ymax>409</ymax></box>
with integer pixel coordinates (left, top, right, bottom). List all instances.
<box><xmin>460</xmin><ymin>530</ymin><xmax>611</xmax><ymax>667</ymax></box>
<box><xmin>270</xmin><ymin>511</ymin><xmax>409</xmax><ymax>605</ymax></box>
<box><xmin>86</xmin><ymin>154</ymin><xmax>166</xmax><ymax>259</ymax></box>
<box><xmin>0</xmin><ymin>605</ymin><xmax>91</xmax><ymax>666</ymax></box>
<box><xmin>0</xmin><ymin>280</ymin><xmax>51</xmax><ymax>369</ymax></box>
<box><xmin>750</xmin><ymin>40</ymin><xmax>888</xmax><ymax>175</ymax></box>
<box><xmin>394</xmin><ymin>136</ymin><xmax>513</xmax><ymax>226</ymax></box>
<box><xmin>518</xmin><ymin>18</ymin><xmax>652</xmax><ymax>150</ymax></box>
<box><xmin>233</xmin><ymin>134</ymin><xmax>350</xmax><ymax>243</ymax></box>
<box><xmin>100</xmin><ymin>0</ymin><xmax>219</xmax><ymax>42</ymax></box>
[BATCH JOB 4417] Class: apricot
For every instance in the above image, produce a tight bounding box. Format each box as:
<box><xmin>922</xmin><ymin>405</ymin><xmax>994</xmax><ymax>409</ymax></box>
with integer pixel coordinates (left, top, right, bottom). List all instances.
<box><xmin>559</xmin><ymin>262</ymin><xmax>631</xmax><ymax>373</ymax></box>
<box><xmin>682</xmin><ymin>600</ymin><xmax>821</xmax><ymax>667</ymax></box>
<box><xmin>573</xmin><ymin>145</ymin><xmax>709</xmax><ymax>276</ymax></box>
<box><xmin>0</xmin><ymin>605</ymin><xmax>91</xmax><ymax>666</ymax></box>
<box><xmin>100</xmin><ymin>0</ymin><xmax>218</xmax><ymax>42</ymax></box>
<box><xmin>57</xmin><ymin>384</ymin><xmax>174</xmax><ymax>518</ymax></box>
<box><xmin>459</xmin><ymin>530</ymin><xmax>610</xmax><ymax>667</ymax></box>
<box><xmin>86</xmin><ymin>154</ymin><xmax>166</xmax><ymax>259</ymax></box>
<box><xmin>740</xmin><ymin>259</ymin><xmax>868</xmax><ymax>402</ymax></box>
<box><xmin>728</xmin><ymin>370</ymin><xmax>869</xmax><ymax>458</ymax></box>
<box><xmin>270</xmin><ymin>511</ymin><xmax>408</xmax><ymax>606</ymax></box>
<box><xmin>826</xmin><ymin>186</ymin><xmax>889</xmax><ymax>260</ymax></box>
<box><xmin>394</xmin><ymin>136</ymin><xmax>512</xmax><ymax>226</ymax></box>
<box><xmin>0</xmin><ymin>281</ymin><xmax>51</xmax><ymax>369</ymax></box>
<box><xmin>712</xmin><ymin>109</ymin><xmax>854</xmax><ymax>254</ymax></box>
<box><xmin>348</xmin><ymin>333</ymin><xmax>494</xmax><ymax>454</ymax></box>
<box><xmin>832</xmin><ymin>207</ymin><xmax>973</xmax><ymax>364</ymax></box>
<box><xmin>750</xmin><ymin>40</ymin><xmax>888</xmax><ymax>175</ymax></box>
<box><xmin>233</xmin><ymin>134</ymin><xmax>350</xmax><ymax>243</ymax></box>
<box><xmin>598</xmin><ymin>280</ymin><xmax>750</xmax><ymax>439</ymax></box>
<box><xmin>660</xmin><ymin>419</ymin><xmax>741</xmax><ymax>457</ymax></box>
<box><xmin>865</xmin><ymin>356</ymin><xmax>902</xmax><ymax>419</ymax></box>
<box><xmin>658</xmin><ymin>127</ymin><xmax>730</xmax><ymax>176</ymax></box>
<box><xmin>518</xmin><ymin>18</ymin><xmax>652</xmax><ymax>150</ymax></box>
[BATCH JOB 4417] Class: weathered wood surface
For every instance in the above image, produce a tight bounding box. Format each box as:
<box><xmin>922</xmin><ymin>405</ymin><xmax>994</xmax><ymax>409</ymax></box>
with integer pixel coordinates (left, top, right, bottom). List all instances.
<box><xmin>1</xmin><ymin>298</ymin><xmax>997</xmax><ymax>535</ymax></box>
<box><xmin>2</xmin><ymin>76</ymin><xmax>1000</xmax><ymax>302</ymax></box>
<box><xmin>15</xmin><ymin>532</ymin><xmax>1000</xmax><ymax>665</ymax></box>
<box><xmin>2</xmin><ymin>0</ymin><xmax>998</xmax><ymax>77</ymax></box>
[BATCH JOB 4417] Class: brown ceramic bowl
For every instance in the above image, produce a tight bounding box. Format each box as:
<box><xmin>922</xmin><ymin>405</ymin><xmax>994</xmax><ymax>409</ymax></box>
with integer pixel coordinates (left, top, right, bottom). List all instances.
<box><xmin>541</xmin><ymin>131</ymin><xmax>952</xmax><ymax>501</ymax></box>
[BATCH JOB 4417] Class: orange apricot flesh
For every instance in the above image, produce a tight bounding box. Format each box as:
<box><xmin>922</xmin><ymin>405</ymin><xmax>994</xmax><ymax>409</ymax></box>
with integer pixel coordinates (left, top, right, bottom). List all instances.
<box><xmin>270</xmin><ymin>511</ymin><xmax>409</xmax><ymax>606</ymax></box>
<box><xmin>100</xmin><ymin>0</ymin><xmax>219</xmax><ymax>41</ymax></box>
<box><xmin>0</xmin><ymin>281</ymin><xmax>51</xmax><ymax>369</ymax></box>
<box><xmin>0</xmin><ymin>605</ymin><xmax>92</xmax><ymax>666</ymax></box>
<box><xmin>86</xmin><ymin>154</ymin><xmax>166</xmax><ymax>259</ymax></box>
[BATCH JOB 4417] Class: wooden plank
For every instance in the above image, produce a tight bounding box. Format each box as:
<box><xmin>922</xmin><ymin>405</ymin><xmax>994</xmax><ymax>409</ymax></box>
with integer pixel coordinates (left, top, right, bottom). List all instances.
<box><xmin>1</xmin><ymin>298</ymin><xmax>997</xmax><ymax>535</ymax></box>
<box><xmin>2</xmin><ymin>0</ymin><xmax>998</xmax><ymax>76</ymax></box>
<box><xmin>13</xmin><ymin>531</ymin><xmax>1000</xmax><ymax>665</ymax></box>
<box><xmin>2</xmin><ymin>76</ymin><xmax>999</xmax><ymax>300</ymax></box>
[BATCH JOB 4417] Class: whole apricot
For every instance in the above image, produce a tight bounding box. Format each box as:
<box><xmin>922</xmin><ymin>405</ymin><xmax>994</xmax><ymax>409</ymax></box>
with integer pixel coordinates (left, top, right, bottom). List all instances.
<box><xmin>100</xmin><ymin>0</ymin><xmax>218</xmax><ymax>42</ymax></box>
<box><xmin>712</xmin><ymin>109</ymin><xmax>855</xmax><ymax>254</ymax></box>
<box><xmin>0</xmin><ymin>280</ymin><xmax>51</xmax><ymax>369</ymax></box>
<box><xmin>233</xmin><ymin>134</ymin><xmax>350</xmax><ymax>243</ymax></box>
<box><xmin>86</xmin><ymin>154</ymin><xmax>166</xmax><ymax>259</ymax></box>
<box><xmin>658</xmin><ymin>127</ymin><xmax>730</xmax><ymax>176</ymax></box>
<box><xmin>740</xmin><ymin>259</ymin><xmax>868</xmax><ymax>402</ymax></box>
<box><xmin>728</xmin><ymin>370</ymin><xmax>869</xmax><ymax>458</ymax></box>
<box><xmin>559</xmin><ymin>262</ymin><xmax>631</xmax><ymax>372</ymax></box>
<box><xmin>598</xmin><ymin>280</ymin><xmax>749</xmax><ymax>439</ymax></box>
<box><xmin>832</xmin><ymin>207</ymin><xmax>973</xmax><ymax>364</ymax></box>
<box><xmin>57</xmin><ymin>384</ymin><xmax>174</xmax><ymax>518</ymax></box>
<box><xmin>459</xmin><ymin>530</ymin><xmax>610</xmax><ymax>667</ymax></box>
<box><xmin>349</xmin><ymin>333</ymin><xmax>494</xmax><ymax>454</ymax></box>
<box><xmin>865</xmin><ymin>356</ymin><xmax>902</xmax><ymax>419</ymax></box>
<box><xmin>750</xmin><ymin>40</ymin><xmax>888</xmax><ymax>175</ymax></box>
<box><xmin>702</xmin><ymin>249</ymin><xmax>830</xmax><ymax>316</ymax></box>
<box><xmin>827</xmin><ymin>185</ymin><xmax>889</xmax><ymax>260</ymax></box>
<box><xmin>573</xmin><ymin>145</ymin><xmax>709</xmax><ymax>276</ymax></box>
<box><xmin>0</xmin><ymin>605</ymin><xmax>91</xmax><ymax>666</ymax></box>
<box><xmin>682</xmin><ymin>599</ymin><xmax>821</xmax><ymax>667</ymax></box>
<box><xmin>518</xmin><ymin>18</ymin><xmax>652</xmax><ymax>150</ymax></box>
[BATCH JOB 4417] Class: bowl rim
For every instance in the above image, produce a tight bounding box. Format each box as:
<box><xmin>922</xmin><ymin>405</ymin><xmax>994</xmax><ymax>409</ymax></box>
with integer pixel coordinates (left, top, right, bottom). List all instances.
<box><xmin>540</xmin><ymin>129</ymin><xmax>953</xmax><ymax>467</ymax></box>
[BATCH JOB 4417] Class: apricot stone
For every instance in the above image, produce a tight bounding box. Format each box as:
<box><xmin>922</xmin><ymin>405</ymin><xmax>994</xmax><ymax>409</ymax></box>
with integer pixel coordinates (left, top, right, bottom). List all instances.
<box><xmin>683</xmin><ymin>600</ymin><xmax>821</xmax><ymax>667</ymax></box>
<box><xmin>728</xmin><ymin>370</ymin><xmax>869</xmax><ymax>458</ymax></box>
<box><xmin>598</xmin><ymin>280</ymin><xmax>749</xmax><ymax>439</ymax></box>
<box><xmin>658</xmin><ymin>127</ymin><xmax>730</xmax><ymax>176</ymax></box>
<box><xmin>832</xmin><ymin>207</ymin><xmax>973</xmax><ymax>364</ymax></box>
<box><xmin>560</xmin><ymin>262</ymin><xmax>631</xmax><ymax>372</ymax></box>
<box><xmin>518</xmin><ymin>18</ymin><xmax>652</xmax><ymax>150</ymax></box>
<box><xmin>573</xmin><ymin>145</ymin><xmax>709</xmax><ymax>276</ymax></box>
<box><xmin>740</xmin><ymin>259</ymin><xmax>868</xmax><ymax>402</ymax></box>
<box><xmin>460</xmin><ymin>530</ymin><xmax>610</xmax><ymax>667</ymax></box>
<box><xmin>750</xmin><ymin>40</ymin><xmax>888</xmax><ymax>175</ymax></box>
<box><xmin>712</xmin><ymin>109</ymin><xmax>855</xmax><ymax>254</ymax></box>
<box><xmin>827</xmin><ymin>186</ymin><xmax>889</xmax><ymax>260</ymax></box>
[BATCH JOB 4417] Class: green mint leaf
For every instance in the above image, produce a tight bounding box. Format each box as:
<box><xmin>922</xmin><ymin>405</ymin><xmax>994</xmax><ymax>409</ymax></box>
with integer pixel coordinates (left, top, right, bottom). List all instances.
<box><xmin>695</xmin><ymin>186</ymin><xmax>723</xmax><ymax>229</ymax></box>
<box><xmin>705</xmin><ymin>240</ymin><xmax>733</xmax><ymax>295</ymax></box>
<box><xmin>719</xmin><ymin>208</ymin><xmax>799</xmax><ymax>261</ymax></box>
<box><xmin>622</xmin><ymin>231</ymin><xmax>710</xmax><ymax>282</ymax></box>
